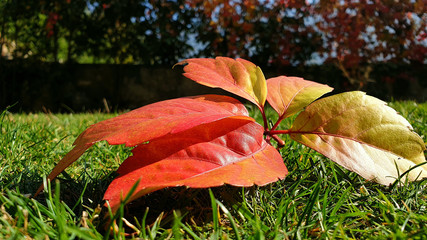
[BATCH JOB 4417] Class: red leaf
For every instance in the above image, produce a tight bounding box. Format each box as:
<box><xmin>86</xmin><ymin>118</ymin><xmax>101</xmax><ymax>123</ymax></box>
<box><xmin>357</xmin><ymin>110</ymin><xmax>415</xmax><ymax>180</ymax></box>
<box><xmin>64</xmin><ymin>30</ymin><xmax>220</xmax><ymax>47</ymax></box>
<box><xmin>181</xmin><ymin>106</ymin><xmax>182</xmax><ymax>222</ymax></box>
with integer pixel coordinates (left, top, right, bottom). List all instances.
<box><xmin>35</xmin><ymin>95</ymin><xmax>253</xmax><ymax>196</ymax></box>
<box><xmin>74</xmin><ymin>94</ymin><xmax>250</xmax><ymax>147</ymax></box>
<box><xmin>104</xmin><ymin>119</ymin><xmax>287</xmax><ymax>212</ymax></box>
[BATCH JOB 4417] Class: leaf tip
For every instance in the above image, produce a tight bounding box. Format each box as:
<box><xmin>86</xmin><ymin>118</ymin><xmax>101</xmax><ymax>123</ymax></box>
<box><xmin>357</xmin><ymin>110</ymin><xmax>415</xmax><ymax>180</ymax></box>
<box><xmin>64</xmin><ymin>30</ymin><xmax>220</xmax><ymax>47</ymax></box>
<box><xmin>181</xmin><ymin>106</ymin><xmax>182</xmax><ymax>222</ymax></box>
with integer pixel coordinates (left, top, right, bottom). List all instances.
<box><xmin>172</xmin><ymin>60</ymin><xmax>188</xmax><ymax>69</ymax></box>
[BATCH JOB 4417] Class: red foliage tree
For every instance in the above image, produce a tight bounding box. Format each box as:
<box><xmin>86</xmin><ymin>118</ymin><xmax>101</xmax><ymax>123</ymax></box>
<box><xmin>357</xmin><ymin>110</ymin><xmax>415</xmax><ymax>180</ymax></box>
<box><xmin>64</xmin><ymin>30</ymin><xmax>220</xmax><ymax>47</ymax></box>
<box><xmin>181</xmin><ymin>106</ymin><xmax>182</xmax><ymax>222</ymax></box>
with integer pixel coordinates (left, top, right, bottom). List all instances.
<box><xmin>314</xmin><ymin>0</ymin><xmax>426</xmax><ymax>89</ymax></box>
<box><xmin>189</xmin><ymin>0</ymin><xmax>321</xmax><ymax>67</ymax></box>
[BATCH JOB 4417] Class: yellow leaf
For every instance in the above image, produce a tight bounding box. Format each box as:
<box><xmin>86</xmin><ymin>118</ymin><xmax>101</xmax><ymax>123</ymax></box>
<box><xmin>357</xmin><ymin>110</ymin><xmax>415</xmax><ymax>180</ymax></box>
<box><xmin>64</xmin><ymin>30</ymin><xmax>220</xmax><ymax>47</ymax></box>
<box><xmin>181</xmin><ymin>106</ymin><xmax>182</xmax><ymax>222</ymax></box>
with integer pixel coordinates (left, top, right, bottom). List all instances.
<box><xmin>290</xmin><ymin>91</ymin><xmax>426</xmax><ymax>185</ymax></box>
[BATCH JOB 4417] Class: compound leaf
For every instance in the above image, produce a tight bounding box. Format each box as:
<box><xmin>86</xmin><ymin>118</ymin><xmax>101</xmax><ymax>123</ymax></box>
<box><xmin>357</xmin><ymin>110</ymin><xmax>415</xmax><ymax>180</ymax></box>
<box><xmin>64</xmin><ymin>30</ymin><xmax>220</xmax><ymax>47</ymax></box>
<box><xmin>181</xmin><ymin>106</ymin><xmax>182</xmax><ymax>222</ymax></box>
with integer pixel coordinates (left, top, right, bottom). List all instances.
<box><xmin>104</xmin><ymin>120</ymin><xmax>287</xmax><ymax>212</ymax></box>
<box><xmin>176</xmin><ymin>57</ymin><xmax>267</xmax><ymax>110</ymax></box>
<box><xmin>289</xmin><ymin>91</ymin><xmax>427</xmax><ymax>185</ymax></box>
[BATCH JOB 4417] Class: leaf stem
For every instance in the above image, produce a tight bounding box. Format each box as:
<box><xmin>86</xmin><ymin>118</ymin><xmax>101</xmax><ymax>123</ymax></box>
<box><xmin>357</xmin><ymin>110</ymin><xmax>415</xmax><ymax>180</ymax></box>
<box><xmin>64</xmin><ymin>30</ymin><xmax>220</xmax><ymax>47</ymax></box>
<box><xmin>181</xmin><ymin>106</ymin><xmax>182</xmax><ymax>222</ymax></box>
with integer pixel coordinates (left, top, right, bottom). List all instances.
<box><xmin>270</xmin><ymin>115</ymin><xmax>285</xmax><ymax>132</ymax></box>
<box><xmin>269</xmin><ymin>130</ymin><xmax>348</xmax><ymax>138</ymax></box>
<box><xmin>268</xmin><ymin>129</ymin><xmax>293</xmax><ymax>135</ymax></box>
<box><xmin>260</xmin><ymin>107</ymin><xmax>269</xmax><ymax>131</ymax></box>
<box><xmin>271</xmin><ymin>135</ymin><xmax>285</xmax><ymax>148</ymax></box>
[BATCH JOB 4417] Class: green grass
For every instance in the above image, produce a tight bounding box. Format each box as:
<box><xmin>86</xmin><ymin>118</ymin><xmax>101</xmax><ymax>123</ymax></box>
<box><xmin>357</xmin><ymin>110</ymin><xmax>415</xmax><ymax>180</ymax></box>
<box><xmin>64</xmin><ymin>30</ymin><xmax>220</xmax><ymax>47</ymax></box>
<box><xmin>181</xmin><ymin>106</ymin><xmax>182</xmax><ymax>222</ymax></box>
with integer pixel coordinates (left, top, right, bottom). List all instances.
<box><xmin>1</xmin><ymin>101</ymin><xmax>427</xmax><ymax>239</ymax></box>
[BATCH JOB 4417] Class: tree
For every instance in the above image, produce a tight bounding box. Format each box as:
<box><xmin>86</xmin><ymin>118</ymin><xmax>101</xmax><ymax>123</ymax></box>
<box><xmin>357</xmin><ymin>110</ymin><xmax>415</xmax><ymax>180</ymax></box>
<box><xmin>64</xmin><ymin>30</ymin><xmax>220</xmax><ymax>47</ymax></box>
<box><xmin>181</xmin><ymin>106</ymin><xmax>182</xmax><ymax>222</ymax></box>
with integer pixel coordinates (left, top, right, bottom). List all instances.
<box><xmin>189</xmin><ymin>0</ymin><xmax>321</xmax><ymax>68</ymax></box>
<box><xmin>85</xmin><ymin>0</ymin><xmax>197</xmax><ymax>65</ymax></box>
<box><xmin>314</xmin><ymin>0</ymin><xmax>427</xmax><ymax>89</ymax></box>
<box><xmin>0</xmin><ymin>0</ymin><xmax>198</xmax><ymax>65</ymax></box>
<box><xmin>1</xmin><ymin>0</ymin><xmax>424</xmax><ymax>74</ymax></box>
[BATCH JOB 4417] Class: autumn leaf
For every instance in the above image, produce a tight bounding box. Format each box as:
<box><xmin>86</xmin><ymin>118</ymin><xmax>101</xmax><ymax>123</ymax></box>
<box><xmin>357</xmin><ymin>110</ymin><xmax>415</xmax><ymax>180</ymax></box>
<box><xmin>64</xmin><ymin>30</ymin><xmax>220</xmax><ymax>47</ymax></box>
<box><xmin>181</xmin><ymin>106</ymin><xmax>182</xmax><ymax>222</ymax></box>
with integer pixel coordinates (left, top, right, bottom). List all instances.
<box><xmin>35</xmin><ymin>95</ymin><xmax>254</xmax><ymax>196</ymax></box>
<box><xmin>176</xmin><ymin>57</ymin><xmax>267</xmax><ymax>110</ymax></box>
<box><xmin>288</xmin><ymin>91</ymin><xmax>427</xmax><ymax>185</ymax></box>
<box><xmin>267</xmin><ymin>76</ymin><xmax>333</xmax><ymax>119</ymax></box>
<box><xmin>72</xmin><ymin>94</ymin><xmax>250</xmax><ymax>147</ymax></box>
<box><xmin>104</xmin><ymin>119</ymin><xmax>287</xmax><ymax>212</ymax></box>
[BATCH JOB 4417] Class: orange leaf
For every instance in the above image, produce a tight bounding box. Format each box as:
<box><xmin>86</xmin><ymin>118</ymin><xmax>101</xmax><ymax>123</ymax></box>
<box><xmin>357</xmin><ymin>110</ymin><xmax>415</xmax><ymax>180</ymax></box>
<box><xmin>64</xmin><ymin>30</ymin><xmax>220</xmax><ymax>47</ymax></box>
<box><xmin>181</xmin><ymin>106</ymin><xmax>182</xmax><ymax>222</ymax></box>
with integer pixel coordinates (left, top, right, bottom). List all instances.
<box><xmin>176</xmin><ymin>57</ymin><xmax>267</xmax><ymax>110</ymax></box>
<box><xmin>267</xmin><ymin>76</ymin><xmax>333</xmax><ymax>119</ymax></box>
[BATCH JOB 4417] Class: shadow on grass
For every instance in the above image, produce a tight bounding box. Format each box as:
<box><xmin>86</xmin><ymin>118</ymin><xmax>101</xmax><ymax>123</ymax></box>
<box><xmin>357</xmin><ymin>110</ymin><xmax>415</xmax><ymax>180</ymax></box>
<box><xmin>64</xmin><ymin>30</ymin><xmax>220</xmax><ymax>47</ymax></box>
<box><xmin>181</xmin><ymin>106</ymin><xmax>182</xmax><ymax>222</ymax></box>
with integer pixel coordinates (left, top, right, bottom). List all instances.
<box><xmin>28</xmin><ymin>169</ymin><xmax>252</xmax><ymax>236</ymax></box>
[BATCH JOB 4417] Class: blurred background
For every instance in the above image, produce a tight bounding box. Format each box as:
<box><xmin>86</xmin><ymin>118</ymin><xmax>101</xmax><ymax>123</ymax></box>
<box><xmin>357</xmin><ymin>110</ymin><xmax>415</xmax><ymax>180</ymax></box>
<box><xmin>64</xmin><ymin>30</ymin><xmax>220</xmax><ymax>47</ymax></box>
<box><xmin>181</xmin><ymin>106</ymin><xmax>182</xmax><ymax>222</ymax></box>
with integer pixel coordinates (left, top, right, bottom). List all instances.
<box><xmin>0</xmin><ymin>0</ymin><xmax>426</xmax><ymax>112</ymax></box>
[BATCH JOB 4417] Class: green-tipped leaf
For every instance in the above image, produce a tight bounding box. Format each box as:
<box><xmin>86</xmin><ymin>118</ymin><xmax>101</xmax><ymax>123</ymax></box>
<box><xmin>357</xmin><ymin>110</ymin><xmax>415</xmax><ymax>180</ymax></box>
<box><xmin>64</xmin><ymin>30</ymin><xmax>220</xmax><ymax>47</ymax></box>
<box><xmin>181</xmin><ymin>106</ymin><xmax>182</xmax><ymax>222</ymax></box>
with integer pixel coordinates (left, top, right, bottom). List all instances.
<box><xmin>176</xmin><ymin>57</ymin><xmax>267</xmax><ymax>110</ymax></box>
<box><xmin>267</xmin><ymin>76</ymin><xmax>333</xmax><ymax>119</ymax></box>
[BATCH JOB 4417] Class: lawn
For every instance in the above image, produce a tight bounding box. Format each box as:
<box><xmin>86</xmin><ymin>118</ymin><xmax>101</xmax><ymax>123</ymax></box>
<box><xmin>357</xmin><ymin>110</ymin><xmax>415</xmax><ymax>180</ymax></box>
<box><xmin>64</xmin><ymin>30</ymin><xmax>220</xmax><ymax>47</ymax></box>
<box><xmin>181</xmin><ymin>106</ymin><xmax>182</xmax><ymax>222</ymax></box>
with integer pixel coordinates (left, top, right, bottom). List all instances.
<box><xmin>1</xmin><ymin>101</ymin><xmax>426</xmax><ymax>239</ymax></box>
